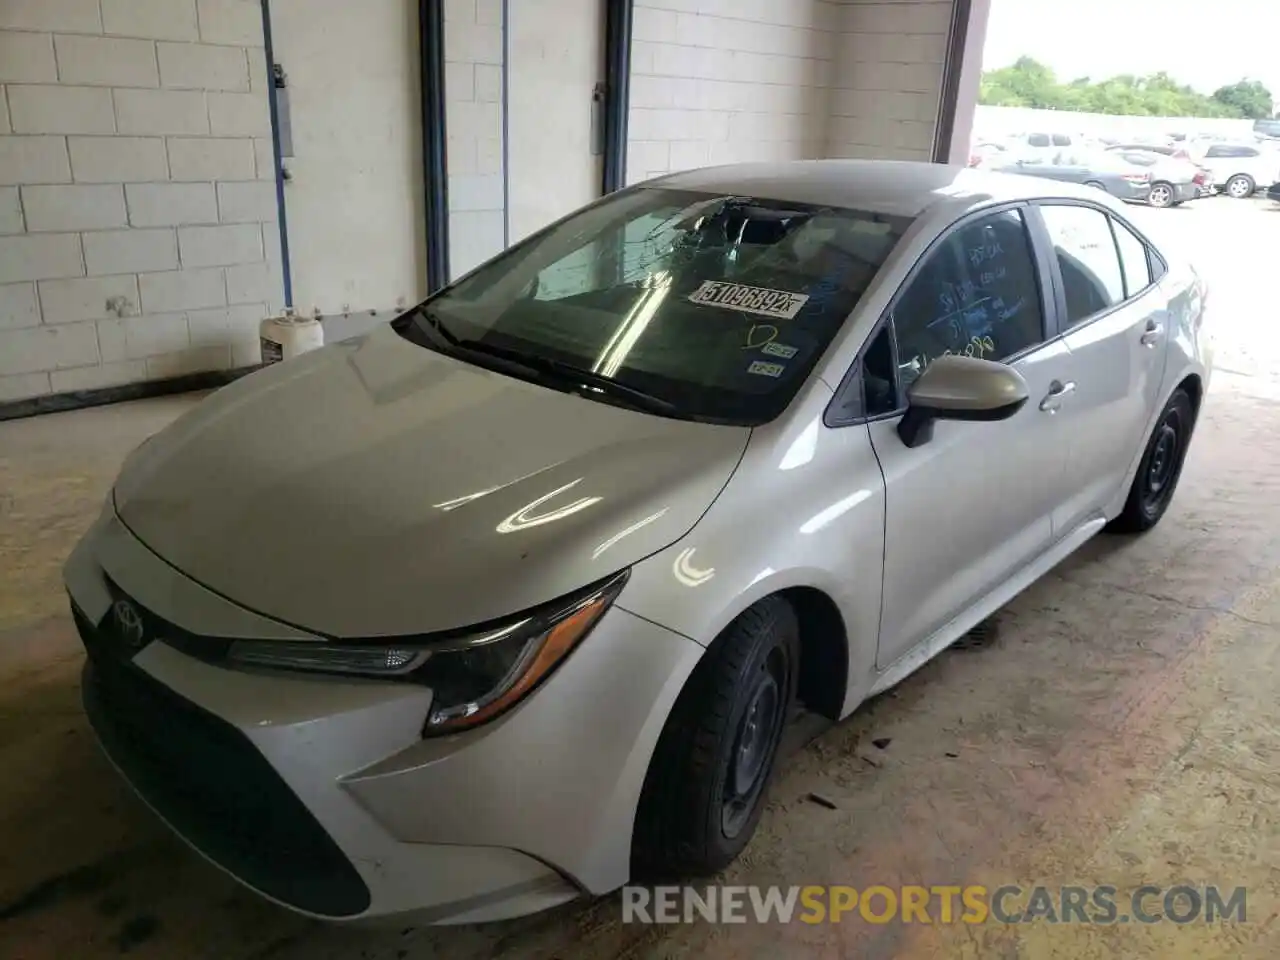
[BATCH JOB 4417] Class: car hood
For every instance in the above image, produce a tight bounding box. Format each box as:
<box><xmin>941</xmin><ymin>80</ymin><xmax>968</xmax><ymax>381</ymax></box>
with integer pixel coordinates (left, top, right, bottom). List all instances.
<box><xmin>113</xmin><ymin>324</ymin><xmax>751</xmax><ymax>638</ymax></box>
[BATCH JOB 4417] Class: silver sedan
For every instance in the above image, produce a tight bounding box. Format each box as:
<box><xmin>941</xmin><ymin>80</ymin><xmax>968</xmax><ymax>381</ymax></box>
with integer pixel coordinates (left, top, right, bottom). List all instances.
<box><xmin>64</xmin><ymin>160</ymin><xmax>1212</xmax><ymax>925</ymax></box>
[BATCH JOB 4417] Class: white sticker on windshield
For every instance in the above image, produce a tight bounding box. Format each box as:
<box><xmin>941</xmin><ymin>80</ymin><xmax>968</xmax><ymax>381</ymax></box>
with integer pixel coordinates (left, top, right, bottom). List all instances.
<box><xmin>688</xmin><ymin>281</ymin><xmax>810</xmax><ymax>320</ymax></box>
<box><xmin>761</xmin><ymin>341</ymin><xmax>798</xmax><ymax>360</ymax></box>
<box><xmin>747</xmin><ymin>360</ymin><xmax>786</xmax><ymax>378</ymax></box>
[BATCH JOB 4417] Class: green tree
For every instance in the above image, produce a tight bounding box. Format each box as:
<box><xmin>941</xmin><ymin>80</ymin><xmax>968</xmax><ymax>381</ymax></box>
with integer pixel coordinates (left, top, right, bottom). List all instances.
<box><xmin>1211</xmin><ymin>80</ymin><xmax>1274</xmax><ymax>119</ymax></box>
<box><xmin>979</xmin><ymin>58</ymin><xmax>1263</xmax><ymax>119</ymax></box>
<box><xmin>979</xmin><ymin>56</ymin><xmax>1060</xmax><ymax>109</ymax></box>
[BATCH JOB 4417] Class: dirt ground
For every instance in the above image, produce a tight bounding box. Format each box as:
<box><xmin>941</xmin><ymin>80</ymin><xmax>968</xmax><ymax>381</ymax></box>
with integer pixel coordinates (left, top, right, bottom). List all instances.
<box><xmin>1</xmin><ymin>198</ymin><xmax>1278</xmax><ymax>960</ymax></box>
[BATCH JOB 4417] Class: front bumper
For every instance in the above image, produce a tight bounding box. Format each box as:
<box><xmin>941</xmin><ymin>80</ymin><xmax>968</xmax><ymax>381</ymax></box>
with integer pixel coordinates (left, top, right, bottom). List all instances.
<box><xmin>65</xmin><ymin>505</ymin><xmax>703</xmax><ymax>924</ymax></box>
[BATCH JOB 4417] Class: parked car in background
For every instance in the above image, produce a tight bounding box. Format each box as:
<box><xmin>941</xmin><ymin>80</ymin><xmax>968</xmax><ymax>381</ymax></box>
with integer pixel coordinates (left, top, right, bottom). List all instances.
<box><xmin>1109</xmin><ymin>149</ymin><xmax>1204</xmax><ymax>207</ymax></box>
<box><xmin>968</xmin><ymin>140</ymin><xmax>1008</xmax><ymax>168</ymax></box>
<box><xmin>1002</xmin><ymin>131</ymin><xmax>1080</xmax><ymax>161</ymax></box>
<box><xmin>1108</xmin><ymin>142</ymin><xmax>1188</xmax><ymax>159</ymax></box>
<box><xmin>1252</xmin><ymin>118</ymin><xmax>1280</xmax><ymax>140</ymax></box>
<box><xmin>1106</xmin><ymin>143</ymin><xmax>1214</xmax><ymax>198</ymax></box>
<box><xmin>993</xmin><ymin>149</ymin><xmax>1153</xmax><ymax>202</ymax></box>
<box><xmin>1267</xmin><ymin>181</ymin><xmax>1280</xmax><ymax>204</ymax></box>
<box><xmin>1188</xmin><ymin>142</ymin><xmax>1280</xmax><ymax>198</ymax></box>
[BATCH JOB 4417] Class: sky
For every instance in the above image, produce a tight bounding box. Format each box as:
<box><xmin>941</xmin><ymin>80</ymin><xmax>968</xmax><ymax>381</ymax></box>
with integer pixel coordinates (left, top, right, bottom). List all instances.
<box><xmin>981</xmin><ymin>0</ymin><xmax>1280</xmax><ymax>102</ymax></box>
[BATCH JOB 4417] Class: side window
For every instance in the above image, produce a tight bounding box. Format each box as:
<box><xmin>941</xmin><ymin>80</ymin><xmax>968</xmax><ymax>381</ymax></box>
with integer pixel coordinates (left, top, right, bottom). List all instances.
<box><xmin>1148</xmin><ymin>249</ymin><xmax>1167</xmax><ymax>283</ymax></box>
<box><xmin>1051</xmin><ymin>133</ymin><xmax>1071</xmax><ymax>146</ymax></box>
<box><xmin>892</xmin><ymin>209</ymin><xmax>1046</xmax><ymax>389</ymax></box>
<box><xmin>1205</xmin><ymin>145</ymin><xmax>1228</xmax><ymax>158</ymax></box>
<box><xmin>1110</xmin><ymin>217</ymin><xmax>1151</xmax><ymax>298</ymax></box>
<box><xmin>1039</xmin><ymin>205</ymin><xmax>1125</xmax><ymax>326</ymax></box>
<box><xmin>861</xmin><ymin>325</ymin><xmax>896</xmax><ymax>417</ymax></box>
<box><xmin>1027</xmin><ymin>133</ymin><xmax>1051</xmax><ymax>148</ymax></box>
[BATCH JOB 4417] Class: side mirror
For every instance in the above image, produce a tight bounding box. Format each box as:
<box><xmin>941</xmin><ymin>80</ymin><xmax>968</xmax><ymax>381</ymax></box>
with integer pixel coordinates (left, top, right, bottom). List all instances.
<box><xmin>897</xmin><ymin>355</ymin><xmax>1030</xmax><ymax>449</ymax></box>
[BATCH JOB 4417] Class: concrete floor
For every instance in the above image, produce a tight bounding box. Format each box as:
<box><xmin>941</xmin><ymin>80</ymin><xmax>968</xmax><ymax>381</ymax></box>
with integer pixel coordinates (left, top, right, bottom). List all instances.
<box><xmin>1</xmin><ymin>200</ymin><xmax>1278</xmax><ymax>959</ymax></box>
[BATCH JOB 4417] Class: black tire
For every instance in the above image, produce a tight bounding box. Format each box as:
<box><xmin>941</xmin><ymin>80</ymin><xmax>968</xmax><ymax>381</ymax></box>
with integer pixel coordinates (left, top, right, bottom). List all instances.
<box><xmin>1107</xmin><ymin>388</ymin><xmax>1195</xmax><ymax>534</ymax></box>
<box><xmin>1226</xmin><ymin>174</ymin><xmax>1255</xmax><ymax>199</ymax></box>
<box><xmin>1148</xmin><ymin>182</ymin><xmax>1175</xmax><ymax>208</ymax></box>
<box><xmin>632</xmin><ymin>597</ymin><xmax>799</xmax><ymax>878</ymax></box>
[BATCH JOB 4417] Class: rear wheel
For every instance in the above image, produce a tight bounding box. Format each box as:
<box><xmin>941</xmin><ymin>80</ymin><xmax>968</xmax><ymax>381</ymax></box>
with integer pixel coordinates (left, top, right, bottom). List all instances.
<box><xmin>1108</xmin><ymin>388</ymin><xmax>1195</xmax><ymax>533</ymax></box>
<box><xmin>1148</xmin><ymin>182</ymin><xmax>1175</xmax><ymax>207</ymax></box>
<box><xmin>1226</xmin><ymin>174</ymin><xmax>1255</xmax><ymax>199</ymax></box>
<box><xmin>633</xmin><ymin>597</ymin><xmax>798</xmax><ymax>877</ymax></box>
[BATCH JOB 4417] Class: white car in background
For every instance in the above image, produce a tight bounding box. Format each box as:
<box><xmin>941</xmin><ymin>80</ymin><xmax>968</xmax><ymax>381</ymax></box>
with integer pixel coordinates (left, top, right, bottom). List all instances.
<box><xmin>1188</xmin><ymin>142</ymin><xmax>1280</xmax><ymax>198</ymax></box>
<box><xmin>1106</xmin><ymin>148</ymin><xmax>1206</xmax><ymax>207</ymax></box>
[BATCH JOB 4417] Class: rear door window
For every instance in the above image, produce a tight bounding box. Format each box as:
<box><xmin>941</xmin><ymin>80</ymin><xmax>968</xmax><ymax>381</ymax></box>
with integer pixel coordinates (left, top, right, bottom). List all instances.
<box><xmin>1039</xmin><ymin>204</ymin><xmax>1125</xmax><ymax>325</ymax></box>
<box><xmin>1110</xmin><ymin>217</ymin><xmax>1152</xmax><ymax>298</ymax></box>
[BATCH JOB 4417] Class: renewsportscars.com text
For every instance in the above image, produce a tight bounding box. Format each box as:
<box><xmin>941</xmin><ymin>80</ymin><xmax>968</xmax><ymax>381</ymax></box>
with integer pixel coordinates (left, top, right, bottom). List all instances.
<box><xmin>621</xmin><ymin>884</ymin><xmax>1247</xmax><ymax>925</ymax></box>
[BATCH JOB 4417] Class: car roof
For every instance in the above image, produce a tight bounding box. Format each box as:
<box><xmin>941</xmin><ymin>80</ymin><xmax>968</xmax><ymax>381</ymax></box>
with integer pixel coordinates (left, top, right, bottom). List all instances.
<box><xmin>649</xmin><ymin>159</ymin><xmax>1114</xmax><ymax>221</ymax></box>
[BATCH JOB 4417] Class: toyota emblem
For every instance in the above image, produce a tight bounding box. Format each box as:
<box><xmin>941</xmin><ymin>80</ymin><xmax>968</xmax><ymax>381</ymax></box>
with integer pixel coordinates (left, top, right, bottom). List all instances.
<box><xmin>112</xmin><ymin>598</ymin><xmax>147</xmax><ymax>650</ymax></box>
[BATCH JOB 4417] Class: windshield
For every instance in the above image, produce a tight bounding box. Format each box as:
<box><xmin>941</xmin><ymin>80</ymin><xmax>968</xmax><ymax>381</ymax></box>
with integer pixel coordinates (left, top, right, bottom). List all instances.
<box><xmin>400</xmin><ymin>187</ymin><xmax>912</xmax><ymax>425</ymax></box>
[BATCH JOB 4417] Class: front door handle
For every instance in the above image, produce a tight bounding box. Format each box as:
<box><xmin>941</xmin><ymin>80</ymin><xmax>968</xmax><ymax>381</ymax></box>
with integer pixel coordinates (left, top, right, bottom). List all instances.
<box><xmin>1140</xmin><ymin>319</ymin><xmax>1163</xmax><ymax>346</ymax></box>
<box><xmin>1039</xmin><ymin>380</ymin><xmax>1077</xmax><ymax>413</ymax></box>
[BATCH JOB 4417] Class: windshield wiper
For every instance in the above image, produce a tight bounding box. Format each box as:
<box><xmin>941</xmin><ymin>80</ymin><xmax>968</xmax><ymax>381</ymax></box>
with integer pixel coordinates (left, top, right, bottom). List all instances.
<box><xmin>455</xmin><ymin>339</ymin><xmax>679</xmax><ymax>416</ymax></box>
<box><xmin>412</xmin><ymin>306</ymin><xmax>461</xmax><ymax>347</ymax></box>
<box><xmin>407</xmin><ymin>308</ymin><xmax>679</xmax><ymax>416</ymax></box>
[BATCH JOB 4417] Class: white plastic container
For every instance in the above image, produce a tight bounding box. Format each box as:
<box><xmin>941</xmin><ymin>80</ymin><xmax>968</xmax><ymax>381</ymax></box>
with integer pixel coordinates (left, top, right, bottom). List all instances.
<box><xmin>260</xmin><ymin>311</ymin><xmax>324</xmax><ymax>365</ymax></box>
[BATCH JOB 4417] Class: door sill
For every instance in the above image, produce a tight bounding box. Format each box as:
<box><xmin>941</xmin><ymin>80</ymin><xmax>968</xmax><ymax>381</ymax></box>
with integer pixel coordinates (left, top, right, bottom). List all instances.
<box><xmin>867</xmin><ymin>515</ymin><xmax>1108</xmax><ymax>699</ymax></box>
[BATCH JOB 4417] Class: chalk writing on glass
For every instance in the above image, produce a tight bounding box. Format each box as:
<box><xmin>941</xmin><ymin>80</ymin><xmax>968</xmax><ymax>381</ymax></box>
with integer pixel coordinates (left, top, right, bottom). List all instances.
<box><xmin>743</xmin><ymin>323</ymin><xmax>780</xmax><ymax>350</ymax></box>
<box><xmin>996</xmin><ymin>297</ymin><xmax>1027</xmax><ymax>322</ymax></box>
<box><xmin>938</xmin><ymin>280</ymin><xmax>979</xmax><ymax>315</ymax></box>
<box><xmin>979</xmin><ymin>265</ymin><xmax>1007</xmax><ymax>286</ymax></box>
<box><xmin>907</xmin><ymin>335</ymin><xmax>997</xmax><ymax>376</ymax></box>
<box><xmin>969</xmin><ymin>239</ymin><xmax>1005</xmax><ymax>269</ymax></box>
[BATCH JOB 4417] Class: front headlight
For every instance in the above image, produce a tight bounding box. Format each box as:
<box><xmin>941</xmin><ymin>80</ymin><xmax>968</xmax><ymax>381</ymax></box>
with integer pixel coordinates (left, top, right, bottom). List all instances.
<box><xmin>226</xmin><ymin>570</ymin><xmax>628</xmax><ymax>735</ymax></box>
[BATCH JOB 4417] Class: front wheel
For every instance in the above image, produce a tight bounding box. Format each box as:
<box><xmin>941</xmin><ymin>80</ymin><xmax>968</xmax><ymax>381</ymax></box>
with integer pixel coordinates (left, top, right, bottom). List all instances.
<box><xmin>633</xmin><ymin>597</ymin><xmax>798</xmax><ymax>877</ymax></box>
<box><xmin>1147</xmin><ymin>182</ymin><xmax>1175</xmax><ymax>208</ymax></box>
<box><xmin>1108</xmin><ymin>388</ymin><xmax>1195</xmax><ymax>534</ymax></box>
<box><xmin>1226</xmin><ymin>174</ymin><xmax>1255</xmax><ymax>199</ymax></box>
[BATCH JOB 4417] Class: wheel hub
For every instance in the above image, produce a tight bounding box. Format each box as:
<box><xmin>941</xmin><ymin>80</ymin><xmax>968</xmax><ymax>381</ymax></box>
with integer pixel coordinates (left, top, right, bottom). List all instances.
<box><xmin>733</xmin><ymin>677</ymin><xmax>778</xmax><ymax>795</ymax></box>
<box><xmin>721</xmin><ymin>659</ymin><xmax>784</xmax><ymax>838</ymax></box>
<box><xmin>1148</xmin><ymin>425</ymin><xmax>1176</xmax><ymax>492</ymax></box>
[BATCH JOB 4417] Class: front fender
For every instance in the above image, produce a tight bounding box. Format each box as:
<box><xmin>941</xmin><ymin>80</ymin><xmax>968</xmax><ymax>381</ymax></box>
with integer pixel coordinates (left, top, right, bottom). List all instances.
<box><xmin>616</xmin><ymin>405</ymin><xmax>888</xmax><ymax>720</ymax></box>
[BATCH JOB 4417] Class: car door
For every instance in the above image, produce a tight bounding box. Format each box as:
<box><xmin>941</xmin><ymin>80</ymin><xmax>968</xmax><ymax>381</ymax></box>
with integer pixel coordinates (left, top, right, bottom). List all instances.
<box><xmin>864</xmin><ymin>206</ymin><xmax>1075</xmax><ymax>670</ymax></box>
<box><xmin>1032</xmin><ymin>203</ymin><xmax>1169</xmax><ymax>536</ymax></box>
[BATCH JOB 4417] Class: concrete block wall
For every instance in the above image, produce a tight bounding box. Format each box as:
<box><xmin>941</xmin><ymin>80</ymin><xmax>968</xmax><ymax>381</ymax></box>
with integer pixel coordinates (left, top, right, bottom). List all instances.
<box><xmin>627</xmin><ymin>0</ymin><xmax>840</xmax><ymax>184</ymax></box>
<box><xmin>826</xmin><ymin>0</ymin><xmax>952</xmax><ymax>161</ymax></box>
<box><xmin>445</xmin><ymin>0</ymin><xmax>505</xmax><ymax>278</ymax></box>
<box><xmin>0</xmin><ymin>0</ymin><xmax>283</xmax><ymax>404</ymax></box>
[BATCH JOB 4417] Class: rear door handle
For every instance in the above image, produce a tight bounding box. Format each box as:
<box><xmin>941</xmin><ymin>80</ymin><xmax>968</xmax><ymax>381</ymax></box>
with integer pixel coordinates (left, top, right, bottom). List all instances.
<box><xmin>1140</xmin><ymin>319</ymin><xmax>1163</xmax><ymax>346</ymax></box>
<box><xmin>1039</xmin><ymin>380</ymin><xmax>1077</xmax><ymax>413</ymax></box>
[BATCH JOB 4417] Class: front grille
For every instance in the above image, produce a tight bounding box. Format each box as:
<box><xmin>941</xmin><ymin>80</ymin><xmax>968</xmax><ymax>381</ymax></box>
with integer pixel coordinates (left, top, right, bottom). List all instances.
<box><xmin>74</xmin><ymin>601</ymin><xmax>372</xmax><ymax>918</ymax></box>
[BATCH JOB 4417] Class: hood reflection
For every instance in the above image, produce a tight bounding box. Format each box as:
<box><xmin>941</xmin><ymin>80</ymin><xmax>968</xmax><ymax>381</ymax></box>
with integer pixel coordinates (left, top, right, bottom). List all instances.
<box><xmin>593</xmin><ymin>508</ymin><xmax>670</xmax><ymax>560</ymax></box>
<box><xmin>496</xmin><ymin>478</ymin><xmax>603</xmax><ymax>533</ymax></box>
